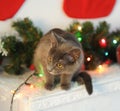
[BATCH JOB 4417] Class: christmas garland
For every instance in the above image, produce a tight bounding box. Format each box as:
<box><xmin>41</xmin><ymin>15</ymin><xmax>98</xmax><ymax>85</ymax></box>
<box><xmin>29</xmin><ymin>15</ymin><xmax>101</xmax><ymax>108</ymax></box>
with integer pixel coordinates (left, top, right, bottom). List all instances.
<box><xmin>0</xmin><ymin>18</ymin><xmax>43</xmax><ymax>74</ymax></box>
<box><xmin>0</xmin><ymin>18</ymin><xmax>120</xmax><ymax>75</ymax></box>
<box><xmin>66</xmin><ymin>21</ymin><xmax>120</xmax><ymax>70</ymax></box>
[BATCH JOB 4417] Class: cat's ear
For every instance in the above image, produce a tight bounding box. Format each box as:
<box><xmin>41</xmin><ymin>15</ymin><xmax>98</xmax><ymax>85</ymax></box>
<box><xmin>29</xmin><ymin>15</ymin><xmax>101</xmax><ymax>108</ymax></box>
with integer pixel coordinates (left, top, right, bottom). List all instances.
<box><xmin>64</xmin><ymin>49</ymin><xmax>81</xmax><ymax>63</ymax></box>
<box><xmin>68</xmin><ymin>48</ymin><xmax>81</xmax><ymax>61</ymax></box>
<box><xmin>64</xmin><ymin>54</ymin><xmax>75</xmax><ymax>63</ymax></box>
<box><xmin>52</xmin><ymin>31</ymin><xmax>66</xmax><ymax>43</ymax></box>
<box><xmin>50</xmin><ymin>32</ymin><xmax>59</xmax><ymax>48</ymax></box>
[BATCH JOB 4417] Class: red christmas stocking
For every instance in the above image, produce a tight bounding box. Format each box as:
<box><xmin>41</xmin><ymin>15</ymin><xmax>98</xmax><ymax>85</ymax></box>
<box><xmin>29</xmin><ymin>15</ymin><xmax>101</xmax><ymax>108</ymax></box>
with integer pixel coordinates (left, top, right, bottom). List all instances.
<box><xmin>0</xmin><ymin>0</ymin><xmax>25</xmax><ymax>20</ymax></box>
<box><xmin>63</xmin><ymin>0</ymin><xmax>116</xmax><ymax>19</ymax></box>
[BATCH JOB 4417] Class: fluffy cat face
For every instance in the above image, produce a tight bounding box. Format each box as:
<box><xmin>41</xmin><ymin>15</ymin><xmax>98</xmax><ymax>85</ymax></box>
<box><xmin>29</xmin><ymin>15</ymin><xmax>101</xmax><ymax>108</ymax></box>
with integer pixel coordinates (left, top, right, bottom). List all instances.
<box><xmin>44</xmin><ymin>31</ymin><xmax>82</xmax><ymax>75</ymax></box>
<box><xmin>46</xmin><ymin>47</ymin><xmax>81</xmax><ymax>75</ymax></box>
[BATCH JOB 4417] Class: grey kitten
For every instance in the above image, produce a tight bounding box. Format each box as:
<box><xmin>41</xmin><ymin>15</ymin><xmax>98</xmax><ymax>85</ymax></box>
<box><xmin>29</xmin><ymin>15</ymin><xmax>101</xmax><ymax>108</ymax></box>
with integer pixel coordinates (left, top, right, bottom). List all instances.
<box><xmin>33</xmin><ymin>28</ymin><xmax>93</xmax><ymax>95</ymax></box>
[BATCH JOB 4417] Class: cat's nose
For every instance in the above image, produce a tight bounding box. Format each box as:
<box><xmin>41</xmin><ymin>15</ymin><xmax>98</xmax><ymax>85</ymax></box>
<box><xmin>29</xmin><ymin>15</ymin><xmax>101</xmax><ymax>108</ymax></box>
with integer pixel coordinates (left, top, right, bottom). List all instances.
<box><xmin>47</xmin><ymin>68</ymin><xmax>52</xmax><ymax>72</ymax></box>
<box><xmin>47</xmin><ymin>67</ymin><xmax>54</xmax><ymax>72</ymax></box>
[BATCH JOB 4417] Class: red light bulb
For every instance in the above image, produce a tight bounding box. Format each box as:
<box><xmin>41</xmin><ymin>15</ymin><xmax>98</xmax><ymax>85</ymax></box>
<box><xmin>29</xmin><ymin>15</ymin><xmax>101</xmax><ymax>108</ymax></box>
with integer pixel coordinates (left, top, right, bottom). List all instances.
<box><xmin>99</xmin><ymin>38</ymin><xmax>107</xmax><ymax>48</ymax></box>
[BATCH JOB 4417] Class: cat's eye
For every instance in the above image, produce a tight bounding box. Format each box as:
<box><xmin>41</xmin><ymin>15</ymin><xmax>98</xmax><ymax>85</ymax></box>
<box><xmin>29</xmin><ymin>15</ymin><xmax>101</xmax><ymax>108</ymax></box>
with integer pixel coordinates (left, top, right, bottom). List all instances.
<box><xmin>56</xmin><ymin>63</ymin><xmax>63</xmax><ymax>69</ymax></box>
<box><xmin>48</xmin><ymin>57</ymin><xmax>52</xmax><ymax>62</ymax></box>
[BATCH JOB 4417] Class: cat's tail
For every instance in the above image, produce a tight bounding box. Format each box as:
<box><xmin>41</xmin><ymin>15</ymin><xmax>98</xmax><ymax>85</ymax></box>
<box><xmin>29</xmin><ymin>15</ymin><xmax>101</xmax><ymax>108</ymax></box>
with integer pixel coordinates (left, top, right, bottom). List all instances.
<box><xmin>74</xmin><ymin>72</ymin><xmax>93</xmax><ymax>95</ymax></box>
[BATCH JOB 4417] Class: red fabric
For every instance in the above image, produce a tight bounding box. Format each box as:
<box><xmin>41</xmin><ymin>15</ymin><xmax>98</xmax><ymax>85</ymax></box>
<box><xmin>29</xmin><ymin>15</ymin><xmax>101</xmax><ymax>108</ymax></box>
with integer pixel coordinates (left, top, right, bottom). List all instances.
<box><xmin>0</xmin><ymin>0</ymin><xmax>25</xmax><ymax>20</ymax></box>
<box><xmin>116</xmin><ymin>45</ymin><xmax>120</xmax><ymax>64</ymax></box>
<box><xmin>63</xmin><ymin>0</ymin><xmax>116</xmax><ymax>19</ymax></box>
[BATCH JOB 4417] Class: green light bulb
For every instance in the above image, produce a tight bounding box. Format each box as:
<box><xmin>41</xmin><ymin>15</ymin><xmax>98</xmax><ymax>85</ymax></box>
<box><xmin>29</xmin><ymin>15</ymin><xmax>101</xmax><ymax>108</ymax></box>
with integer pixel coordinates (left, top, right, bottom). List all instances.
<box><xmin>38</xmin><ymin>64</ymin><xmax>44</xmax><ymax>77</ymax></box>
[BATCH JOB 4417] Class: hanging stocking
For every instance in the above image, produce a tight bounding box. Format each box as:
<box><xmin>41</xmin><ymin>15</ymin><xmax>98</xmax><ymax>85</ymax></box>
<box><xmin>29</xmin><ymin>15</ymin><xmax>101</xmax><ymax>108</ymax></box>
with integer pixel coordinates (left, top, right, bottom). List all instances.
<box><xmin>63</xmin><ymin>0</ymin><xmax>116</xmax><ymax>19</ymax></box>
<box><xmin>0</xmin><ymin>0</ymin><xmax>25</xmax><ymax>20</ymax></box>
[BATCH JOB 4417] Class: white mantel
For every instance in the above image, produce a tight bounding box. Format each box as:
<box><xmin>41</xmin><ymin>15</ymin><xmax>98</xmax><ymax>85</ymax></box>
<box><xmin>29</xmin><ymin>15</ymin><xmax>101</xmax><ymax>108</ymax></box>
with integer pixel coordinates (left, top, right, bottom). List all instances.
<box><xmin>0</xmin><ymin>64</ymin><xmax>120</xmax><ymax>111</ymax></box>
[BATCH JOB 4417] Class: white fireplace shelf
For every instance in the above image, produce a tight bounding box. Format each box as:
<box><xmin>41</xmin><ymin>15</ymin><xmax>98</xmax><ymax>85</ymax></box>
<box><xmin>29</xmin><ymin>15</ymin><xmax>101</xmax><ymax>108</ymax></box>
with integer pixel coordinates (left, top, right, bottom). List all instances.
<box><xmin>0</xmin><ymin>64</ymin><xmax>120</xmax><ymax>111</ymax></box>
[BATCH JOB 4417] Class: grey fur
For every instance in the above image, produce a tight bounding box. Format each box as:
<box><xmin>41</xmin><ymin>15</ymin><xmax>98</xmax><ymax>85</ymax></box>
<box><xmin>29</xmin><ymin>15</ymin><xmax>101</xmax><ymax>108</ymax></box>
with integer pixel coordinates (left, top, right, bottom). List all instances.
<box><xmin>33</xmin><ymin>28</ymin><xmax>84</xmax><ymax>90</ymax></box>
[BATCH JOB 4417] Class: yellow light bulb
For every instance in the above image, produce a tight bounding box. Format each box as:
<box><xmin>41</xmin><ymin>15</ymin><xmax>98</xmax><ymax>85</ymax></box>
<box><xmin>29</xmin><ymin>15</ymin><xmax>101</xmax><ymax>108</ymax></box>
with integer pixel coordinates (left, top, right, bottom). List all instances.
<box><xmin>78</xmin><ymin>26</ymin><xmax>82</xmax><ymax>31</ymax></box>
<box><xmin>96</xmin><ymin>64</ymin><xmax>108</xmax><ymax>74</ymax></box>
<box><xmin>30</xmin><ymin>84</ymin><xmax>34</xmax><ymax>89</ymax></box>
<box><xmin>11</xmin><ymin>90</ymin><xmax>15</xmax><ymax>94</ymax></box>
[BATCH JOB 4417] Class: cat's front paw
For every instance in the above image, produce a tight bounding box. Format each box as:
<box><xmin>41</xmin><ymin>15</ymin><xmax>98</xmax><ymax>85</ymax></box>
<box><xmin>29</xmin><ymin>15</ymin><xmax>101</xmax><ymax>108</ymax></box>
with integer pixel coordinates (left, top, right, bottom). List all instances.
<box><xmin>61</xmin><ymin>84</ymin><xmax>71</xmax><ymax>90</ymax></box>
<box><xmin>45</xmin><ymin>83</ymin><xmax>54</xmax><ymax>90</ymax></box>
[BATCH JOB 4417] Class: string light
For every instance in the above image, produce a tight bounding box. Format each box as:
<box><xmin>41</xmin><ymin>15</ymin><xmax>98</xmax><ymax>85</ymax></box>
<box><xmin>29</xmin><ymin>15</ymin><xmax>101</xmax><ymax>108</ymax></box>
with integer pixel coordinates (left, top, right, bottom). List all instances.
<box><xmin>87</xmin><ymin>57</ymin><xmax>91</xmax><ymax>62</ymax></box>
<box><xmin>77</xmin><ymin>37</ymin><xmax>82</xmax><ymax>42</ymax></box>
<box><xmin>30</xmin><ymin>84</ymin><xmax>34</xmax><ymax>88</ymax></box>
<box><xmin>11</xmin><ymin>90</ymin><xmax>15</xmax><ymax>94</ymax></box>
<box><xmin>73</xmin><ymin>22</ymin><xmax>82</xmax><ymax>31</ymax></box>
<box><xmin>99</xmin><ymin>38</ymin><xmax>107</xmax><ymax>48</ymax></box>
<box><xmin>11</xmin><ymin>90</ymin><xmax>23</xmax><ymax>99</ymax></box>
<box><xmin>38</xmin><ymin>73</ymin><xmax>44</xmax><ymax>77</ymax></box>
<box><xmin>78</xmin><ymin>26</ymin><xmax>82</xmax><ymax>31</ymax></box>
<box><xmin>10</xmin><ymin>72</ymin><xmax>35</xmax><ymax>111</ymax></box>
<box><xmin>112</xmin><ymin>39</ymin><xmax>117</xmax><ymax>44</ymax></box>
<box><xmin>25</xmin><ymin>82</ymin><xmax>35</xmax><ymax>88</ymax></box>
<box><xmin>105</xmin><ymin>52</ymin><xmax>109</xmax><ymax>56</ymax></box>
<box><xmin>104</xmin><ymin>59</ymin><xmax>112</xmax><ymax>65</ymax></box>
<box><xmin>96</xmin><ymin>64</ymin><xmax>108</xmax><ymax>73</ymax></box>
<box><xmin>75</xmin><ymin>31</ymin><xmax>82</xmax><ymax>42</ymax></box>
<box><xmin>97</xmin><ymin>65</ymin><xmax>104</xmax><ymax>73</ymax></box>
<box><xmin>34</xmin><ymin>64</ymin><xmax>44</xmax><ymax>77</ymax></box>
<box><xmin>14</xmin><ymin>93</ymin><xmax>23</xmax><ymax>99</ymax></box>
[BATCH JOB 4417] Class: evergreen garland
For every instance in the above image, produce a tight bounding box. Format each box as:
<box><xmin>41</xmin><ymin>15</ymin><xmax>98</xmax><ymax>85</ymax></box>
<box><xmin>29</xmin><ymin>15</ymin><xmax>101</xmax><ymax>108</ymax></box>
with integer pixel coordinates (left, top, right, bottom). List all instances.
<box><xmin>0</xmin><ymin>18</ymin><xmax>120</xmax><ymax>74</ymax></box>
<box><xmin>66</xmin><ymin>21</ymin><xmax>120</xmax><ymax>70</ymax></box>
<box><xmin>0</xmin><ymin>18</ymin><xmax>43</xmax><ymax>74</ymax></box>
